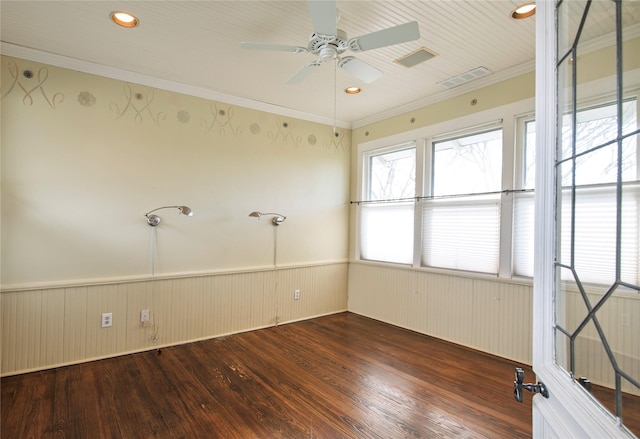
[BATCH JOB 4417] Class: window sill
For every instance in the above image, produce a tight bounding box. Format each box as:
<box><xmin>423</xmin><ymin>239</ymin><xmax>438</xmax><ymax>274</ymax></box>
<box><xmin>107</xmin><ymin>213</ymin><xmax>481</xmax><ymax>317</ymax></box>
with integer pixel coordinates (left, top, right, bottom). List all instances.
<box><xmin>350</xmin><ymin>258</ymin><xmax>534</xmax><ymax>288</ymax></box>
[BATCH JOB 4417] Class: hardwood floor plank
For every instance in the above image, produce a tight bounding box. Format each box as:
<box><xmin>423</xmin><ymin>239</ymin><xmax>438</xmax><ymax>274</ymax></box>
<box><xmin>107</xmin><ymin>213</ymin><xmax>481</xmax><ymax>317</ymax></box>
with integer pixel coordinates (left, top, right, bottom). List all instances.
<box><xmin>1</xmin><ymin>370</ymin><xmax>55</xmax><ymax>439</ymax></box>
<box><xmin>271</xmin><ymin>317</ymin><xmax>525</xmax><ymax>437</ymax></box>
<box><xmin>227</xmin><ymin>332</ymin><xmax>379</xmax><ymax>437</ymax></box>
<box><xmin>213</xmin><ymin>337</ymin><xmax>324</xmax><ymax>438</ymax></box>
<box><xmin>163</xmin><ymin>342</ymin><xmax>271</xmax><ymax>437</ymax></box>
<box><xmin>2</xmin><ymin>312</ymin><xmax>549</xmax><ymax>438</ymax></box>
<box><xmin>260</xmin><ymin>318</ymin><xmax>530</xmax><ymax>438</ymax></box>
<box><xmin>93</xmin><ymin>354</ymin><xmax>156</xmax><ymax>438</ymax></box>
<box><xmin>52</xmin><ymin>364</ymin><xmax>86</xmax><ymax>438</ymax></box>
<box><xmin>186</xmin><ymin>342</ymin><xmax>274</xmax><ymax>437</ymax></box>
<box><xmin>134</xmin><ymin>350</ymin><xmax>205</xmax><ymax>437</ymax></box>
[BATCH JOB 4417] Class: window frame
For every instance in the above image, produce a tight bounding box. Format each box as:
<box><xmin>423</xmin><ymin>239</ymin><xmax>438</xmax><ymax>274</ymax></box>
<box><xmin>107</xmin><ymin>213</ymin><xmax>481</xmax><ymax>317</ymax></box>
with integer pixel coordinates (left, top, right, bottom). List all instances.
<box><xmin>356</xmin><ymin>136</ymin><xmax>422</xmax><ymax>263</ymax></box>
<box><xmin>424</xmin><ymin>126</ymin><xmax>505</xmax><ymax>274</ymax></box>
<box><xmin>513</xmin><ymin>92</ymin><xmax>640</xmax><ymax>281</ymax></box>
<box><xmin>364</xmin><ymin>141</ymin><xmax>417</xmax><ymax>202</ymax></box>
<box><xmin>356</xmin><ymin>100</ymin><xmax>533</xmax><ymax>275</ymax></box>
<box><xmin>356</xmin><ymin>82</ymin><xmax>638</xmax><ymax>281</ymax></box>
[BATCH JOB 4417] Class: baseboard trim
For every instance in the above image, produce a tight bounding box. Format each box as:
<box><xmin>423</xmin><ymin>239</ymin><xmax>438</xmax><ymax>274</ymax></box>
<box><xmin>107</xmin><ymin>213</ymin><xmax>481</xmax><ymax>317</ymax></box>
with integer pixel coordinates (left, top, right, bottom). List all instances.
<box><xmin>0</xmin><ymin>309</ymin><xmax>348</xmax><ymax>377</ymax></box>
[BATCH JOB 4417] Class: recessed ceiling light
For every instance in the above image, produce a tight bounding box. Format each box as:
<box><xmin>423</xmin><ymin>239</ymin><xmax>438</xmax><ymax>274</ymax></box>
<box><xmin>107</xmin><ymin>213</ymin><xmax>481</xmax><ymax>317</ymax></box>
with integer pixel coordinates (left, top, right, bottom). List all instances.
<box><xmin>511</xmin><ymin>2</ymin><xmax>536</xmax><ymax>19</ymax></box>
<box><xmin>345</xmin><ymin>87</ymin><xmax>361</xmax><ymax>94</ymax></box>
<box><xmin>110</xmin><ymin>11</ymin><xmax>139</xmax><ymax>28</ymax></box>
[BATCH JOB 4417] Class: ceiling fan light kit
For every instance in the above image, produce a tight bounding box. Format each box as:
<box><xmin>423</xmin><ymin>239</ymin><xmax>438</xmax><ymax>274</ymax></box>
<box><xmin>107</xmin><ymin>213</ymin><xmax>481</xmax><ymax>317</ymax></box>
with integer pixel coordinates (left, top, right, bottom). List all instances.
<box><xmin>241</xmin><ymin>0</ymin><xmax>420</xmax><ymax>85</ymax></box>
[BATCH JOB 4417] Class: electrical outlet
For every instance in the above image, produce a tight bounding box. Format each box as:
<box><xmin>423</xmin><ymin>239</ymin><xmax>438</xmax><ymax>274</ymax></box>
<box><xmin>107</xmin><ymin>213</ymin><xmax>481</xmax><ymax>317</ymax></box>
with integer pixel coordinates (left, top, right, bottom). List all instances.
<box><xmin>622</xmin><ymin>314</ymin><xmax>631</xmax><ymax>327</ymax></box>
<box><xmin>141</xmin><ymin>309</ymin><xmax>150</xmax><ymax>324</ymax></box>
<box><xmin>294</xmin><ymin>289</ymin><xmax>300</xmax><ymax>300</ymax></box>
<box><xmin>101</xmin><ymin>312</ymin><xmax>113</xmax><ymax>328</ymax></box>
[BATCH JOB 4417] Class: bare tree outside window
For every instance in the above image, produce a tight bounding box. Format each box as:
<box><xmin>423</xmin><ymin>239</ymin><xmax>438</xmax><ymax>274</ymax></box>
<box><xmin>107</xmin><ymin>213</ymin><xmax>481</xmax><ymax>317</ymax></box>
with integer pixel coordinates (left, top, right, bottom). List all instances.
<box><xmin>432</xmin><ymin>129</ymin><xmax>502</xmax><ymax>196</ymax></box>
<box><xmin>524</xmin><ymin>101</ymin><xmax>637</xmax><ymax>189</ymax></box>
<box><xmin>369</xmin><ymin>147</ymin><xmax>416</xmax><ymax>200</ymax></box>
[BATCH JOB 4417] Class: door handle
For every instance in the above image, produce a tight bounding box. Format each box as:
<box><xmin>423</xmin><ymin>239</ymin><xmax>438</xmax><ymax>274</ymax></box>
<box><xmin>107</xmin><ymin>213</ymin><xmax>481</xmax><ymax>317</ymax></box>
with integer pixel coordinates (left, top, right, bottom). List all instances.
<box><xmin>514</xmin><ymin>367</ymin><xmax>549</xmax><ymax>402</ymax></box>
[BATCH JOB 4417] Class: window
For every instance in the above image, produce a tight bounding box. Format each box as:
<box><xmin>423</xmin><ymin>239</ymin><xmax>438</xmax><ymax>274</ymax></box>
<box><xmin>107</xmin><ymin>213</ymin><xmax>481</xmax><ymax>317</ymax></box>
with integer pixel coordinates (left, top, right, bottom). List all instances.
<box><xmin>358</xmin><ymin>125</ymin><xmax>504</xmax><ymax>273</ymax></box>
<box><xmin>359</xmin><ymin>144</ymin><xmax>415</xmax><ymax>264</ymax></box>
<box><xmin>356</xmin><ymin>93</ymin><xmax>637</xmax><ymax>282</ymax></box>
<box><xmin>423</xmin><ymin>129</ymin><xmax>503</xmax><ymax>273</ymax></box>
<box><xmin>513</xmin><ymin>100</ymin><xmax>639</xmax><ymax>282</ymax></box>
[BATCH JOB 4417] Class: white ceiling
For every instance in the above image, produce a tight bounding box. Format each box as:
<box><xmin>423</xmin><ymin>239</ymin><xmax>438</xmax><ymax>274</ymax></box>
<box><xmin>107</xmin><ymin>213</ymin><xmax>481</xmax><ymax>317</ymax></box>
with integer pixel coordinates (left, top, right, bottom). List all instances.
<box><xmin>1</xmin><ymin>1</ymin><xmax>638</xmax><ymax>128</ymax></box>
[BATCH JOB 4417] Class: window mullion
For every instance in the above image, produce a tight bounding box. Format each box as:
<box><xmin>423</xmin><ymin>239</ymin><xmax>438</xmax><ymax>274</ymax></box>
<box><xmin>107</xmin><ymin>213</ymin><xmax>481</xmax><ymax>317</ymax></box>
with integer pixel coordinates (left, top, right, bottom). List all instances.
<box><xmin>499</xmin><ymin>117</ymin><xmax>515</xmax><ymax>278</ymax></box>
<box><xmin>413</xmin><ymin>138</ymin><xmax>426</xmax><ymax>267</ymax></box>
<box><xmin>418</xmin><ymin>138</ymin><xmax>434</xmax><ymax>268</ymax></box>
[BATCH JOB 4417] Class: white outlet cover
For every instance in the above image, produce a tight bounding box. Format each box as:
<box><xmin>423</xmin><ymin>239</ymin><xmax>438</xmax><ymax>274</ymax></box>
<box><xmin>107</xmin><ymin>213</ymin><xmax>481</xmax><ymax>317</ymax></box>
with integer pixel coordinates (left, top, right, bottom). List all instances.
<box><xmin>101</xmin><ymin>312</ymin><xmax>113</xmax><ymax>328</ymax></box>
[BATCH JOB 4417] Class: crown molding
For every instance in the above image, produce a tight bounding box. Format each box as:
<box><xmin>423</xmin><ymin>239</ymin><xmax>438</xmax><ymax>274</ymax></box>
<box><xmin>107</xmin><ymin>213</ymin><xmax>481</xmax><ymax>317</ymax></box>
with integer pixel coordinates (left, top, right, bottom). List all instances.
<box><xmin>4</xmin><ymin>22</ymin><xmax>638</xmax><ymax>132</ymax></box>
<box><xmin>352</xmin><ymin>60</ymin><xmax>536</xmax><ymax>129</ymax></box>
<box><xmin>352</xmin><ymin>23</ymin><xmax>640</xmax><ymax>129</ymax></box>
<box><xmin>0</xmin><ymin>42</ymin><xmax>352</xmax><ymax>130</ymax></box>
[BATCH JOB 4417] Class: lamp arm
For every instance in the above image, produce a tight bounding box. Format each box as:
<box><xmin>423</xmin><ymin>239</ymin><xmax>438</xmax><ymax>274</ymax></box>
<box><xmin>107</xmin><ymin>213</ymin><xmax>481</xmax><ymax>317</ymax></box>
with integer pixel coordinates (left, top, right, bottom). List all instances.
<box><xmin>262</xmin><ymin>212</ymin><xmax>287</xmax><ymax>219</ymax></box>
<box><xmin>144</xmin><ymin>205</ymin><xmax>181</xmax><ymax>217</ymax></box>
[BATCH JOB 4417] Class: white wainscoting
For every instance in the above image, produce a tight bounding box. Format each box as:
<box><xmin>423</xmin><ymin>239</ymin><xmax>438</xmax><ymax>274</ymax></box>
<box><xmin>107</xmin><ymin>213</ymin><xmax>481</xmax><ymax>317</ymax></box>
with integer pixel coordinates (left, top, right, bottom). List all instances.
<box><xmin>348</xmin><ymin>262</ymin><xmax>639</xmax><ymax>397</ymax></box>
<box><xmin>1</xmin><ymin>262</ymin><xmax>348</xmax><ymax>376</ymax></box>
<box><xmin>348</xmin><ymin>262</ymin><xmax>533</xmax><ymax>364</ymax></box>
<box><xmin>564</xmin><ymin>288</ymin><xmax>640</xmax><ymax>397</ymax></box>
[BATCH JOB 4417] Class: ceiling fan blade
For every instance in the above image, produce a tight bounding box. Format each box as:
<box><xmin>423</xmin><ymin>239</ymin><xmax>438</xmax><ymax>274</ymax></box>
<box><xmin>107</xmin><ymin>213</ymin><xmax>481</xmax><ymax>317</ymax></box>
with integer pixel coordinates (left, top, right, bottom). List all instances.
<box><xmin>338</xmin><ymin>56</ymin><xmax>383</xmax><ymax>84</ymax></box>
<box><xmin>287</xmin><ymin>61</ymin><xmax>322</xmax><ymax>84</ymax></box>
<box><xmin>241</xmin><ymin>42</ymin><xmax>308</xmax><ymax>54</ymax></box>
<box><xmin>348</xmin><ymin>21</ymin><xmax>420</xmax><ymax>52</ymax></box>
<box><xmin>307</xmin><ymin>0</ymin><xmax>337</xmax><ymax>36</ymax></box>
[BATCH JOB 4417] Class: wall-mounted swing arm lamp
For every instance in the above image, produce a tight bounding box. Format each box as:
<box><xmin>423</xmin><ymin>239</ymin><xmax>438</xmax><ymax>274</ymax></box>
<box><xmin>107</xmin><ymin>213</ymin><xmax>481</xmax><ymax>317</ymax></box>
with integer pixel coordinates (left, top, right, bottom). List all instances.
<box><xmin>249</xmin><ymin>211</ymin><xmax>286</xmax><ymax>226</ymax></box>
<box><xmin>145</xmin><ymin>205</ymin><xmax>193</xmax><ymax>226</ymax></box>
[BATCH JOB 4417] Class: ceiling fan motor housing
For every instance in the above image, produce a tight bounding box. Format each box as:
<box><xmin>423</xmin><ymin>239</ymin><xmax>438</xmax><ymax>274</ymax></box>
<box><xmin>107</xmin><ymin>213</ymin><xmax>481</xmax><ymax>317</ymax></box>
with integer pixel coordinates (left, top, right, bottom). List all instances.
<box><xmin>308</xmin><ymin>29</ymin><xmax>349</xmax><ymax>62</ymax></box>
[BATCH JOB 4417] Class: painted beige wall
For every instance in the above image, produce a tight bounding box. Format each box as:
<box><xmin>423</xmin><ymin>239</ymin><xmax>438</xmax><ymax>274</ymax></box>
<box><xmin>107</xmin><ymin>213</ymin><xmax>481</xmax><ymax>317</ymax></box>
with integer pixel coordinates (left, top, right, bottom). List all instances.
<box><xmin>352</xmin><ymin>72</ymin><xmax>535</xmax><ymax>146</ymax></box>
<box><xmin>1</xmin><ymin>56</ymin><xmax>350</xmax><ymax>375</ymax></box>
<box><xmin>1</xmin><ymin>56</ymin><xmax>350</xmax><ymax>287</ymax></box>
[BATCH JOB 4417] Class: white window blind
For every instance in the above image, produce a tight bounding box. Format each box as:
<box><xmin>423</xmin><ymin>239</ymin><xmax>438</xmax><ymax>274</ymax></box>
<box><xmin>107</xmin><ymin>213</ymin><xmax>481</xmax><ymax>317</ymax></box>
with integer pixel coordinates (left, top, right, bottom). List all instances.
<box><xmin>359</xmin><ymin>143</ymin><xmax>416</xmax><ymax>264</ymax></box>
<box><xmin>512</xmin><ymin>191</ymin><xmax>535</xmax><ymax>277</ymax></box>
<box><xmin>423</xmin><ymin>127</ymin><xmax>503</xmax><ymax>274</ymax></box>
<box><xmin>558</xmin><ymin>184</ymin><xmax>639</xmax><ymax>285</ymax></box>
<box><xmin>514</xmin><ymin>185</ymin><xmax>640</xmax><ymax>283</ymax></box>
<box><xmin>360</xmin><ymin>202</ymin><xmax>414</xmax><ymax>264</ymax></box>
<box><xmin>514</xmin><ymin>100</ymin><xmax>638</xmax><ymax>281</ymax></box>
<box><xmin>422</xmin><ymin>196</ymin><xmax>501</xmax><ymax>274</ymax></box>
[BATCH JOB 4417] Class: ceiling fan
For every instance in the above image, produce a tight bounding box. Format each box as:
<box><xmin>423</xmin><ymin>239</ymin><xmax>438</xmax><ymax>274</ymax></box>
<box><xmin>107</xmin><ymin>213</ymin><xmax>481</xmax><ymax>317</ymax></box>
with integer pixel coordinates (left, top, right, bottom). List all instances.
<box><xmin>241</xmin><ymin>0</ymin><xmax>420</xmax><ymax>85</ymax></box>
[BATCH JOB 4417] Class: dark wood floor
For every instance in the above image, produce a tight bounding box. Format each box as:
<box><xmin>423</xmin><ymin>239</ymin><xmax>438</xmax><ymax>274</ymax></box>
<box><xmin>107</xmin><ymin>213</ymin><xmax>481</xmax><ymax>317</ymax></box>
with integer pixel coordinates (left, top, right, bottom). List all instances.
<box><xmin>2</xmin><ymin>312</ymin><xmax>534</xmax><ymax>438</ymax></box>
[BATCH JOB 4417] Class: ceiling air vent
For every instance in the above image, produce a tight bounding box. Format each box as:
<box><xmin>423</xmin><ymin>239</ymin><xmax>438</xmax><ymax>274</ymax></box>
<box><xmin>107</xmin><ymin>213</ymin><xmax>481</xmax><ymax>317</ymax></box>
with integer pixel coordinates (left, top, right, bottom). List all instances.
<box><xmin>438</xmin><ymin>67</ymin><xmax>491</xmax><ymax>88</ymax></box>
<box><xmin>394</xmin><ymin>47</ymin><xmax>437</xmax><ymax>68</ymax></box>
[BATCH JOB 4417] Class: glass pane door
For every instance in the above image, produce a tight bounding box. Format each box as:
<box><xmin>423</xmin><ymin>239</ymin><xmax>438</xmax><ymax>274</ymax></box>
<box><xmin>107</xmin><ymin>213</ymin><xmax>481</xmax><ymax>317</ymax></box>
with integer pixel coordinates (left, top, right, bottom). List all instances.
<box><xmin>554</xmin><ymin>0</ymin><xmax>640</xmax><ymax>435</ymax></box>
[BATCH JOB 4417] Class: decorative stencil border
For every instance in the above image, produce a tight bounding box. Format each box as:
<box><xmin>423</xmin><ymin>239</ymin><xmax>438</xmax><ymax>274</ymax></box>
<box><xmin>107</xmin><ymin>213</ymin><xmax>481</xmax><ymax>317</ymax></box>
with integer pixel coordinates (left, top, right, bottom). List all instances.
<box><xmin>1</xmin><ymin>58</ymin><xmax>350</xmax><ymax>152</ymax></box>
<box><xmin>2</xmin><ymin>60</ymin><xmax>64</xmax><ymax>109</ymax></box>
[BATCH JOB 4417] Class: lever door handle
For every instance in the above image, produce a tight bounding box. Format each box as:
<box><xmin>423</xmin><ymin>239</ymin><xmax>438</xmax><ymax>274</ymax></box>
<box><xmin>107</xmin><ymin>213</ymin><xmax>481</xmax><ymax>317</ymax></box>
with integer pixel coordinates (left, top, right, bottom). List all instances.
<box><xmin>514</xmin><ymin>367</ymin><xmax>549</xmax><ymax>402</ymax></box>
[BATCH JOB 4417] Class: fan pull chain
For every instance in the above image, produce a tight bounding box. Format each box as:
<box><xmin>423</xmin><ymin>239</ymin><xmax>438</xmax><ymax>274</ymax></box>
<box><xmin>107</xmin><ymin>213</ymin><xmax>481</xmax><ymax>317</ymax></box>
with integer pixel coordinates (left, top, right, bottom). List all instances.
<box><xmin>333</xmin><ymin>60</ymin><xmax>337</xmax><ymax>136</ymax></box>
